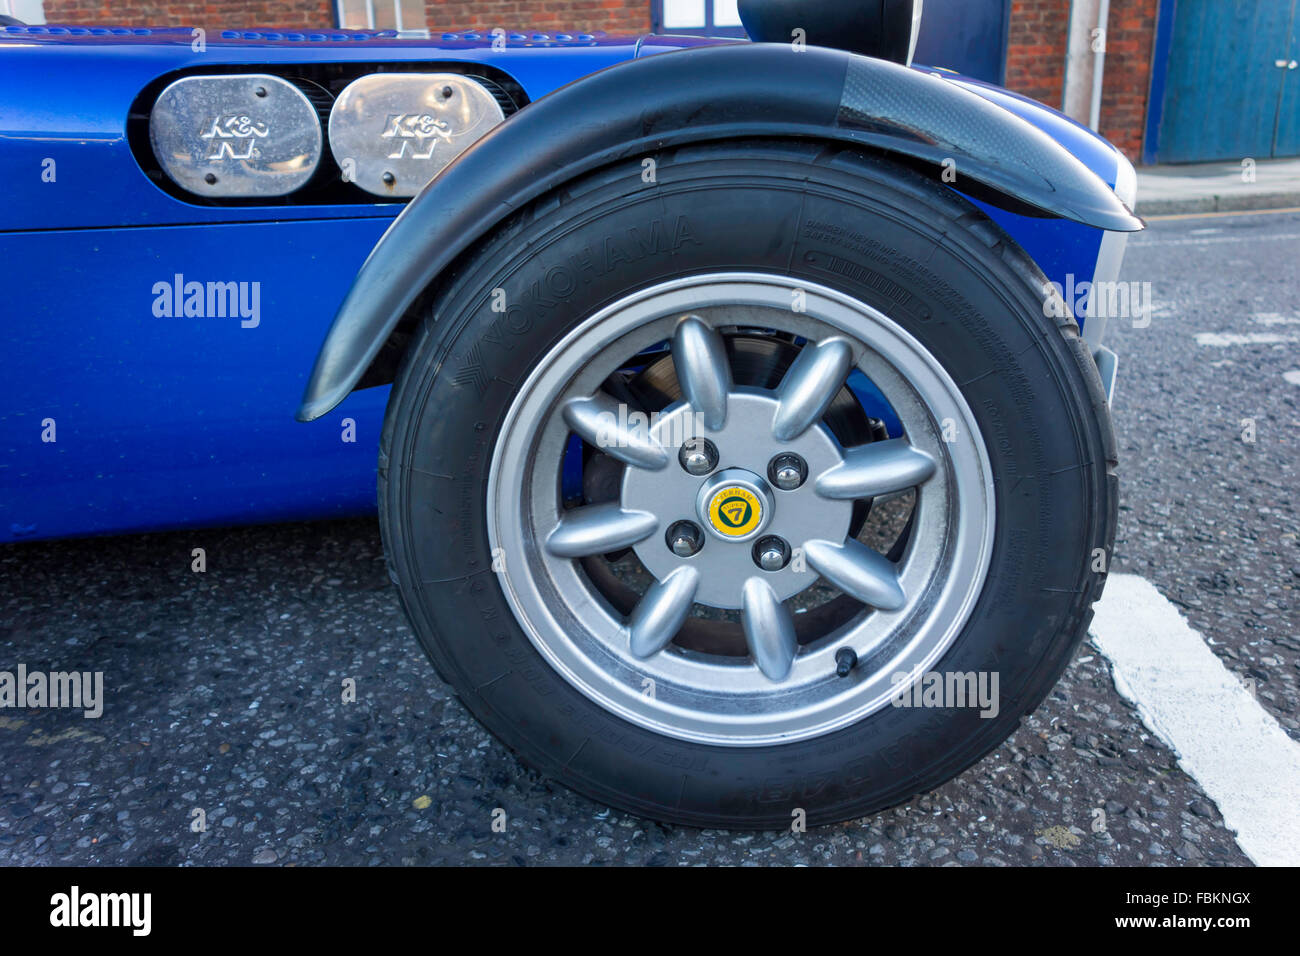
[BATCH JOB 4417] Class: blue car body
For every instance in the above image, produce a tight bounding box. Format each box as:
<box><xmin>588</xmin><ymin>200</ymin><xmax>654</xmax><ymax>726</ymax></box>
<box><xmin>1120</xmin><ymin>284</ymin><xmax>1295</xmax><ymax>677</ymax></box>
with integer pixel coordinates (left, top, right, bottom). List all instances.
<box><xmin>0</xmin><ymin>24</ymin><xmax>1131</xmax><ymax>543</ymax></box>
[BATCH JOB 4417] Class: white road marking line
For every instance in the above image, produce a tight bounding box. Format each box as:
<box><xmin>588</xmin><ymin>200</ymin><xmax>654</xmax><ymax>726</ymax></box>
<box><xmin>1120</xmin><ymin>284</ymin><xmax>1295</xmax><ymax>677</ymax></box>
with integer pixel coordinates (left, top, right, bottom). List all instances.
<box><xmin>1252</xmin><ymin>312</ymin><xmax>1300</xmax><ymax>326</ymax></box>
<box><xmin>1090</xmin><ymin>573</ymin><xmax>1300</xmax><ymax>867</ymax></box>
<box><xmin>1194</xmin><ymin>332</ymin><xmax>1298</xmax><ymax>347</ymax></box>
<box><xmin>1133</xmin><ymin>232</ymin><xmax>1300</xmax><ymax>247</ymax></box>
<box><xmin>1283</xmin><ymin>370</ymin><xmax>1300</xmax><ymax>386</ymax></box>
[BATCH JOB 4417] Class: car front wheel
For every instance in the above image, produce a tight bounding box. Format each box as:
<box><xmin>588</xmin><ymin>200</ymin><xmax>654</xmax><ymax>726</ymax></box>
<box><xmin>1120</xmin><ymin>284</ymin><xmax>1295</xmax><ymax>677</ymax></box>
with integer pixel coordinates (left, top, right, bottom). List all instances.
<box><xmin>378</xmin><ymin>141</ymin><xmax>1117</xmax><ymax>827</ymax></box>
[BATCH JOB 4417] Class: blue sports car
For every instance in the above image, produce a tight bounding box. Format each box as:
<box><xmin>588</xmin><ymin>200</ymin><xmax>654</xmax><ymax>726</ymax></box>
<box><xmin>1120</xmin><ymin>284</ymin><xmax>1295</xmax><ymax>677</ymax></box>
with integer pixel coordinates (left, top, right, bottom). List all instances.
<box><xmin>2</xmin><ymin>0</ymin><xmax>1138</xmax><ymax>826</ymax></box>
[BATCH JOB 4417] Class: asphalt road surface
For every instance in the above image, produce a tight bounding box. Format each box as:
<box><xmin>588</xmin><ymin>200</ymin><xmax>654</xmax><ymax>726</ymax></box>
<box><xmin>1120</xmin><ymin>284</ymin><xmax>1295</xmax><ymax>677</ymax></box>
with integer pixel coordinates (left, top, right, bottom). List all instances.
<box><xmin>3</xmin><ymin>209</ymin><xmax>1297</xmax><ymax>867</ymax></box>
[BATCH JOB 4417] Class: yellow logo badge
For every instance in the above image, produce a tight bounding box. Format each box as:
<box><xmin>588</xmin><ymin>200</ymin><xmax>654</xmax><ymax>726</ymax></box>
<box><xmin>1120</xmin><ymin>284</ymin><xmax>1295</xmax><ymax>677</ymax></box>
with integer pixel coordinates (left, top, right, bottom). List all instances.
<box><xmin>707</xmin><ymin>486</ymin><xmax>762</xmax><ymax>537</ymax></box>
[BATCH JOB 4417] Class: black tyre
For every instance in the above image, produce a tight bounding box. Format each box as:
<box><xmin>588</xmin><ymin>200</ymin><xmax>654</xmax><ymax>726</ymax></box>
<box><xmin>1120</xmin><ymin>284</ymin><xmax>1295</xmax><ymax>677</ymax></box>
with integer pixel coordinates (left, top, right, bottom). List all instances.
<box><xmin>379</xmin><ymin>140</ymin><xmax>1117</xmax><ymax>828</ymax></box>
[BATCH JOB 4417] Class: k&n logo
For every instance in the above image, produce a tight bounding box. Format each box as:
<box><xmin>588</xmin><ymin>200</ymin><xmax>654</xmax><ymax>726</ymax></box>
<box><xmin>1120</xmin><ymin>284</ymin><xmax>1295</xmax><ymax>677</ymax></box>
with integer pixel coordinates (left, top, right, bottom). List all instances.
<box><xmin>381</xmin><ymin>113</ymin><xmax>454</xmax><ymax>159</ymax></box>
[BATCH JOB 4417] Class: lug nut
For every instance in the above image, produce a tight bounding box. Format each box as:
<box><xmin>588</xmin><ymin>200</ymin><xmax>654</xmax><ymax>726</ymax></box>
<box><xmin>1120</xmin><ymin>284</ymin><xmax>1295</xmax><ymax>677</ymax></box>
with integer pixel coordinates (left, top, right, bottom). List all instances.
<box><xmin>768</xmin><ymin>453</ymin><xmax>807</xmax><ymax>491</ymax></box>
<box><xmin>678</xmin><ymin>438</ymin><xmax>719</xmax><ymax>476</ymax></box>
<box><xmin>667</xmin><ymin>520</ymin><xmax>704</xmax><ymax>557</ymax></box>
<box><xmin>753</xmin><ymin>535</ymin><xmax>790</xmax><ymax>572</ymax></box>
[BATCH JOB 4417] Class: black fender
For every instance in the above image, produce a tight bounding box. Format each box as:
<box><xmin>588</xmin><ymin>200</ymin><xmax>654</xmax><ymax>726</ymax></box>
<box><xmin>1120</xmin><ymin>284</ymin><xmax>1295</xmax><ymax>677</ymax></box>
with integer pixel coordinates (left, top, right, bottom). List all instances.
<box><xmin>297</xmin><ymin>42</ymin><xmax>1141</xmax><ymax>422</ymax></box>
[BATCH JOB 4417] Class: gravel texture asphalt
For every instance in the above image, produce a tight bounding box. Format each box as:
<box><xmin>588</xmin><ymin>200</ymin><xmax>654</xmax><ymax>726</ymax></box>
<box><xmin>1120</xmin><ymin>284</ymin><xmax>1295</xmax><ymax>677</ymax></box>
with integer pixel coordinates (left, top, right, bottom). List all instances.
<box><xmin>3</xmin><ymin>209</ymin><xmax>1295</xmax><ymax>867</ymax></box>
<box><xmin>1108</xmin><ymin>209</ymin><xmax>1300</xmax><ymax>745</ymax></box>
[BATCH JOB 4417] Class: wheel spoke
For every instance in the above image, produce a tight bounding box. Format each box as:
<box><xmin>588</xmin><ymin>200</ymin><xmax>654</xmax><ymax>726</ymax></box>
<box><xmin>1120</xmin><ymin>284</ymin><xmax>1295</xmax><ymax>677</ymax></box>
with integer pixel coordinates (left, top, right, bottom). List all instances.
<box><xmin>627</xmin><ymin>566</ymin><xmax>700</xmax><ymax>658</ymax></box>
<box><xmin>741</xmin><ymin>577</ymin><xmax>798</xmax><ymax>681</ymax></box>
<box><xmin>816</xmin><ymin>439</ymin><xmax>936</xmax><ymax>500</ymax></box>
<box><xmin>804</xmin><ymin>538</ymin><xmax>906</xmax><ymax>611</ymax></box>
<box><xmin>671</xmin><ymin>315</ymin><xmax>732</xmax><ymax>431</ymax></box>
<box><xmin>562</xmin><ymin>392</ymin><xmax>668</xmax><ymax>471</ymax></box>
<box><xmin>771</xmin><ymin>338</ymin><xmax>853</xmax><ymax>440</ymax></box>
<box><xmin>545</xmin><ymin>503</ymin><xmax>657</xmax><ymax>558</ymax></box>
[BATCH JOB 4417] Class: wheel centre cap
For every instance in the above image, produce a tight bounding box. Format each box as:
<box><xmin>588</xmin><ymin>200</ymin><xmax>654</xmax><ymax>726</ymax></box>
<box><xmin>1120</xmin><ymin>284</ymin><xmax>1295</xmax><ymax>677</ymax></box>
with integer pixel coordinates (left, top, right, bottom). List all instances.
<box><xmin>697</xmin><ymin>469</ymin><xmax>773</xmax><ymax>542</ymax></box>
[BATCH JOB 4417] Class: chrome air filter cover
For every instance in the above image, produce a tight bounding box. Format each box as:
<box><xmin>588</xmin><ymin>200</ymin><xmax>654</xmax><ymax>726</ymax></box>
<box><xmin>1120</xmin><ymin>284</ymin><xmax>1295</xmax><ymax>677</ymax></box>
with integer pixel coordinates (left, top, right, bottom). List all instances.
<box><xmin>150</xmin><ymin>74</ymin><xmax>323</xmax><ymax>198</ymax></box>
<box><xmin>327</xmin><ymin>73</ymin><xmax>507</xmax><ymax>199</ymax></box>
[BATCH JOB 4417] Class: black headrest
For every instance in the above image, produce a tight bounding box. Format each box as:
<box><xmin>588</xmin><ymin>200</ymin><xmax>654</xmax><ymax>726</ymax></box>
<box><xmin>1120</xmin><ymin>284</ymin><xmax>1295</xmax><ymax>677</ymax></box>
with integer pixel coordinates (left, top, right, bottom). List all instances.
<box><xmin>737</xmin><ymin>0</ymin><xmax>920</xmax><ymax>64</ymax></box>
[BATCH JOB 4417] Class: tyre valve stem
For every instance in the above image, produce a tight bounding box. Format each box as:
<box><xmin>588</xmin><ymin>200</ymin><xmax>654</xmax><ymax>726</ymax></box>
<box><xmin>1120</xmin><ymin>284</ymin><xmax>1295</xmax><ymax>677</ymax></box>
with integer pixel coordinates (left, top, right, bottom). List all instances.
<box><xmin>835</xmin><ymin>647</ymin><xmax>858</xmax><ymax>677</ymax></box>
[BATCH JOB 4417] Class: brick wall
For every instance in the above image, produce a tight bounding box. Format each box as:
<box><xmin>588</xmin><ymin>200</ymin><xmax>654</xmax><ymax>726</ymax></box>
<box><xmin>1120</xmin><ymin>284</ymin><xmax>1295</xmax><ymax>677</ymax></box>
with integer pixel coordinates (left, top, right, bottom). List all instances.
<box><xmin>1099</xmin><ymin>0</ymin><xmax>1157</xmax><ymax>162</ymax></box>
<box><xmin>1005</xmin><ymin>0</ymin><xmax>1157</xmax><ymax>162</ymax></box>
<box><xmin>43</xmin><ymin>2</ymin><xmax>333</xmax><ymax>28</ymax></box>
<box><xmin>42</xmin><ymin>0</ymin><xmax>651</xmax><ymax>34</ymax></box>
<box><xmin>422</xmin><ymin>1</ymin><xmax>649</xmax><ymax>34</ymax></box>
<box><xmin>1005</xmin><ymin>0</ymin><xmax>1070</xmax><ymax>107</ymax></box>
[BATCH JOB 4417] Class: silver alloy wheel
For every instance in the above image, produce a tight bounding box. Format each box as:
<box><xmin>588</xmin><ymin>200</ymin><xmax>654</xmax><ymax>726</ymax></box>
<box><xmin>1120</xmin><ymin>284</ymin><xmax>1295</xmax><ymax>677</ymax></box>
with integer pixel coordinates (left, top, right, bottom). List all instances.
<box><xmin>487</xmin><ymin>273</ymin><xmax>995</xmax><ymax>746</ymax></box>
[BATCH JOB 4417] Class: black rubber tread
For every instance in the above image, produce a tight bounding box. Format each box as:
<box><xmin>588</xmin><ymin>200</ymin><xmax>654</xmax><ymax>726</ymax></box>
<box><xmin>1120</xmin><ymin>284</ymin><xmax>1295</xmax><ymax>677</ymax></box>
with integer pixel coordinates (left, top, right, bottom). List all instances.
<box><xmin>377</xmin><ymin>139</ymin><xmax>1118</xmax><ymax>828</ymax></box>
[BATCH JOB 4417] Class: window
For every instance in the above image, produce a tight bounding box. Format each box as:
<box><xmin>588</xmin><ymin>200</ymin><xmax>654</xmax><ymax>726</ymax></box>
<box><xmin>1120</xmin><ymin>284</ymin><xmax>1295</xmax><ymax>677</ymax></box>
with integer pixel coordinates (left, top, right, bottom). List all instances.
<box><xmin>653</xmin><ymin>0</ymin><xmax>746</xmax><ymax>37</ymax></box>
<box><xmin>0</xmin><ymin>0</ymin><xmax>46</xmax><ymax>23</ymax></box>
<box><xmin>335</xmin><ymin>0</ymin><xmax>427</xmax><ymax>35</ymax></box>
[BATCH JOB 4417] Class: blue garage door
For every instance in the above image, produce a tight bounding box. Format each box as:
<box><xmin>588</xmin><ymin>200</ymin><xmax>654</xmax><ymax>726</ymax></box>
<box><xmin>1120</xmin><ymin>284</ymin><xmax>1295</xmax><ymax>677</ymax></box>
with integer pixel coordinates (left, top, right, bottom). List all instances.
<box><xmin>1154</xmin><ymin>0</ymin><xmax>1300</xmax><ymax>162</ymax></box>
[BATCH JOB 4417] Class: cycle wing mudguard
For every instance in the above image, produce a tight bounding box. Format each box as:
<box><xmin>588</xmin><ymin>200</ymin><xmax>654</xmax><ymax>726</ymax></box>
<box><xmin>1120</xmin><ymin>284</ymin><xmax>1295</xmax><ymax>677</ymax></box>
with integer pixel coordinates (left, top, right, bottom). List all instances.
<box><xmin>297</xmin><ymin>42</ymin><xmax>1142</xmax><ymax>422</ymax></box>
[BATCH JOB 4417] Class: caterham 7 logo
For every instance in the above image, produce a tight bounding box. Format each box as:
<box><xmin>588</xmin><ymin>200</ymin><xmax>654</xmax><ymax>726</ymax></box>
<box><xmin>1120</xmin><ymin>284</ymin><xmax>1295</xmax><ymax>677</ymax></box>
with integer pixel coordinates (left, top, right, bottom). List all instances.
<box><xmin>718</xmin><ymin>498</ymin><xmax>752</xmax><ymax>528</ymax></box>
<box><xmin>381</xmin><ymin>113</ymin><xmax>454</xmax><ymax>159</ymax></box>
<box><xmin>706</xmin><ymin>486</ymin><xmax>762</xmax><ymax>537</ymax></box>
<box><xmin>200</xmin><ymin>114</ymin><xmax>270</xmax><ymax>160</ymax></box>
